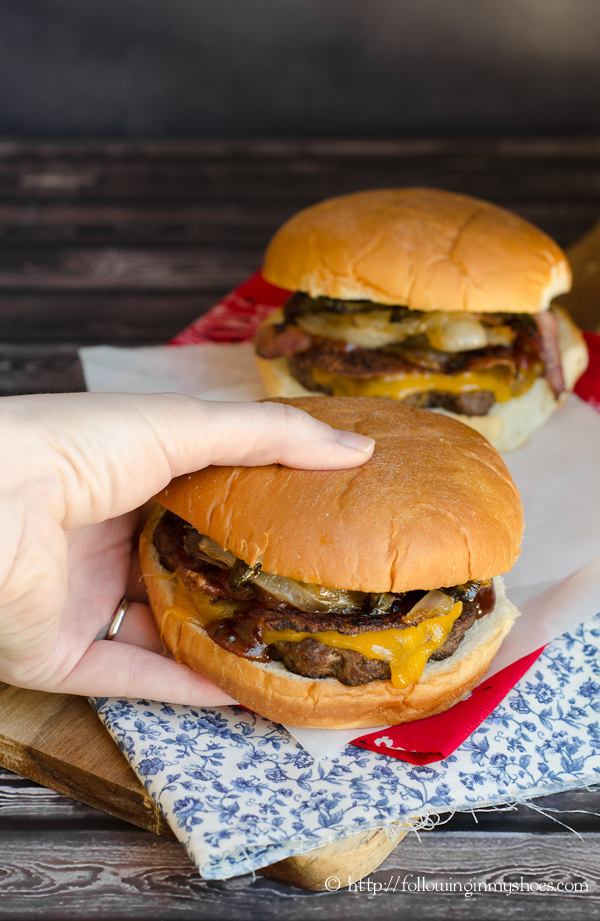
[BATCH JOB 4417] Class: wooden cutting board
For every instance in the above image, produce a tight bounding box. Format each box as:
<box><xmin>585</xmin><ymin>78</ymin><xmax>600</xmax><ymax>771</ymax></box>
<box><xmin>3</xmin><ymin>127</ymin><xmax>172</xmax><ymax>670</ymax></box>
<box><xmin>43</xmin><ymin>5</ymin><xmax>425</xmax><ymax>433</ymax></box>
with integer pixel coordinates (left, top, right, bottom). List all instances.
<box><xmin>0</xmin><ymin>681</ymin><xmax>175</xmax><ymax>837</ymax></box>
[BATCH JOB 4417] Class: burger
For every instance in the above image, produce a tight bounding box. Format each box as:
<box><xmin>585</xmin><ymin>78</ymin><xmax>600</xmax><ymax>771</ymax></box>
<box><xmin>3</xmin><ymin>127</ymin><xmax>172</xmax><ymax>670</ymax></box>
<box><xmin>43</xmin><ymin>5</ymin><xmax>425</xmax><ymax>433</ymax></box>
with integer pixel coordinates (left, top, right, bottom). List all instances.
<box><xmin>254</xmin><ymin>188</ymin><xmax>589</xmax><ymax>452</ymax></box>
<box><xmin>140</xmin><ymin>397</ymin><xmax>524</xmax><ymax>729</ymax></box>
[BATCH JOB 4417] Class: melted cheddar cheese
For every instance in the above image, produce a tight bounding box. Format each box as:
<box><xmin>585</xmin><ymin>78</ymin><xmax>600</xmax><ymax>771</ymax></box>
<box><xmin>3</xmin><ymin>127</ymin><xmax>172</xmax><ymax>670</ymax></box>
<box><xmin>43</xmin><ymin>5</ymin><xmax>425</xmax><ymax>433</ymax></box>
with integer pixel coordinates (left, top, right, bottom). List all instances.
<box><xmin>160</xmin><ymin>581</ymin><xmax>237</xmax><ymax>640</ymax></box>
<box><xmin>159</xmin><ymin>575</ymin><xmax>463</xmax><ymax>688</ymax></box>
<box><xmin>262</xmin><ymin>602</ymin><xmax>462</xmax><ymax>689</ymax></box>
<box><xmin>311</xmin><ymin>366</ymin><xmax>537</xmax><ymax>403</ymax></box>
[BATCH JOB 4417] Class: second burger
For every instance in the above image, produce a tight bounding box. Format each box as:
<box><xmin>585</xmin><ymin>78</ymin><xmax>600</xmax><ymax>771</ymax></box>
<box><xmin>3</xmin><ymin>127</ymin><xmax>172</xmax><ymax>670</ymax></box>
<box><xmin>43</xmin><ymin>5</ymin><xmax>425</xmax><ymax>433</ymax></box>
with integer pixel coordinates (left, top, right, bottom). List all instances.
<box><xmin>255</xmin><ymin>188</ymin><xmax>588</xmax><ymax>452</ymax></box>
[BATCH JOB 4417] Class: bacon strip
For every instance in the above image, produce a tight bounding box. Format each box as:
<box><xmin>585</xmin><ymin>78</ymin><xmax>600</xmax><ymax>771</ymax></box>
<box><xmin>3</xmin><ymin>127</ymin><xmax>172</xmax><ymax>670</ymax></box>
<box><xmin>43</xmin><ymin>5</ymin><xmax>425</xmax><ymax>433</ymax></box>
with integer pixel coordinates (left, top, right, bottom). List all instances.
<box><xmin>534</xmin><ymin>310</ymin><xmax>565</xmax><ymax>397</ymax></box>
<box><xmin>254</xmin><ymin>323</ymin><xmax>314</xmax><ymax>359</ymax></box>
<box><xmin>461</xmin><ymin>353</ymin><xmax>518</xmax><ymax>375</ymax></box>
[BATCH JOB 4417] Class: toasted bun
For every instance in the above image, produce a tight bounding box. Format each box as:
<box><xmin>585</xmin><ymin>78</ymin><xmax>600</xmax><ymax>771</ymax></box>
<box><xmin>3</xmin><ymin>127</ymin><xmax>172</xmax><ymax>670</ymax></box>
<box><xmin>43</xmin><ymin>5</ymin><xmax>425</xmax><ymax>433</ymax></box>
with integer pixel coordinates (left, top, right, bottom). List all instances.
<box><xmin>156</xmin><ymin>397</ymin><xmax>523</xmax><ymax>593</ymax></box>
<box><xmin>141</xmin><ymin>505</ymin><xmax>520</xmax><ymax>728</ymax></box>
<box><xmin>263</xmin><ymin>188</ymin><xmax>571</xmax><ymax>314</ymax></box>
<box><xmin>255</xmin><ymin>307</ymin><xmax>589</xmax><ymax>453</ymax></box>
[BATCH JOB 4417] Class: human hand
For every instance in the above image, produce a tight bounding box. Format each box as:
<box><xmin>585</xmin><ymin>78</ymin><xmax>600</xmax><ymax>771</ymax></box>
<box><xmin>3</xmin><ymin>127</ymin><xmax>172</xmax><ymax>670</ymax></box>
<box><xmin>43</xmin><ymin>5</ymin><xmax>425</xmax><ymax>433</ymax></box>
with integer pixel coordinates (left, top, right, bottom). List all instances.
<box><xmin>0</xmin><ymin>393</ymin><xmax>374</xmax><ymax>705</ymax></box>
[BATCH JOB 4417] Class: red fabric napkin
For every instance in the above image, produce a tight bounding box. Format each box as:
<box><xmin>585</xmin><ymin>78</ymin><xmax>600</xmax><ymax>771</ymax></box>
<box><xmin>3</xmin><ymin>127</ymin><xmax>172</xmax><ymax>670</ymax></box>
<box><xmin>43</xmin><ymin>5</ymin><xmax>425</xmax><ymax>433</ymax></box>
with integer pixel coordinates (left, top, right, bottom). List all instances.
<box><xmin>171</xmin><ymin>272</ymin><xmax>600</xmax><ymax>764</ymax></box>
<box><xmin>170</xmin><ymin>271</ymin><xmax>288</xmax><ymax>345</ymax></box>
<box><xmin>575</xmin><ymin>331</ymin><xmax>600</xmax><ymax>409</ymax></box>
<box><xmin>353</xmin><ymin>648</ymin><xmax>545</xmax><ymax>764</ymax></box>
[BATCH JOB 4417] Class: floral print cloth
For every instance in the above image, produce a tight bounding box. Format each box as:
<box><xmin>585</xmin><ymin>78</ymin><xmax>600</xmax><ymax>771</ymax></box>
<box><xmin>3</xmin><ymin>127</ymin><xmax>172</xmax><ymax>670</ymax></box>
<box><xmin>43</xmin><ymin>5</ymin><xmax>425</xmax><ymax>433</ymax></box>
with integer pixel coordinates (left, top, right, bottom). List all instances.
<box><xmin>91</xmin><ymin>610</ymin><xmax>600</xmax><ymax>880</ymax></box>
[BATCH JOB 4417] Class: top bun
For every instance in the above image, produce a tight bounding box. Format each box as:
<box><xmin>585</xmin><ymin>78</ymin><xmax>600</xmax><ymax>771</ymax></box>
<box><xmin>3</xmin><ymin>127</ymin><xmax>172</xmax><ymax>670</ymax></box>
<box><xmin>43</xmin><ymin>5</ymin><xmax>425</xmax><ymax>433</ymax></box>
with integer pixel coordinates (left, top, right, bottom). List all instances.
<box><xmin>263</xmin><ymin>188</ymin><xmax>571</xmax><ymax>314</ymax></box>
<box><xmin>156</xmin><ymin>397</ymin><xmax>523</xmax><ymax>593</ymax></box>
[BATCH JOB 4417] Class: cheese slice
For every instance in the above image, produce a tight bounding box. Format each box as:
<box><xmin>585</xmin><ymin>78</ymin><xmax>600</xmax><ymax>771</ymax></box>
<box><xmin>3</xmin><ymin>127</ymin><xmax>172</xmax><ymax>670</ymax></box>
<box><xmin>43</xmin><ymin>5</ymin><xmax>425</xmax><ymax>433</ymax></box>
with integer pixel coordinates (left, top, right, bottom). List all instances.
<box><xmin>159</xmin><ymin>574</ymin><xmax>463</xmax><ymax>689</ymax></box>
<box><xmin>311</xmin><ymin>366</ymin><xmax>537</xmax><ymax>404</ymax></box>
<box><xmin>159</xmin><ymin>579</ymin><xmax>239</xmax><ymax>656</ymax></box>
<box><xmin>262</xmin><ymin>602</ymin><xmax>462</xmax><ymax>689</ymax></box>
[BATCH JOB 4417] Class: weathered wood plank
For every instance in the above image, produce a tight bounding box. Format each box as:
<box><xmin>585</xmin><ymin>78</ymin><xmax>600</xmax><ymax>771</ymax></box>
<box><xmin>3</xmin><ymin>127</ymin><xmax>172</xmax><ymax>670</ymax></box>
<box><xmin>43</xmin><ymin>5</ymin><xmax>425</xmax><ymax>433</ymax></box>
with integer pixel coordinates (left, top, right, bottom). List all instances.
<box><xmin>0</xmin><ymin>201</ymin><xmax>596</xmax><ymax>250</ymax></box>
<box><xmin>1</xmin><ymin>215</ymin><xmax>599</xmax><ymax>295</ymax></box>
<box><xmin>0</xmin><ymin>140</ymin><xmax>599</xmax><ymax>214</ymax></box>
<box><xmin>0</xmin><ymin>202</ymin><xmax>288</xmax><ymax>245</ymax></box>
<box><xmin>2</xmin><ymin>773</ymin><xmax>599</xmax><ymax>835</ymax></box>
<box><xmin>0</xmin><ymin>778</ymin><xmax>139</xmax><ymax>832</ymax></box>
<box><xmin>0</xmin><ymin>683</ymin><xmax>173</xmax><ymax>838</ymax></box>
<box><xmin>0</xmin><ymin>164</ymin><xmax>598</xmax><ymax>212</ymax></box>
<box><xmin>0</xmin><ymin>293</ymin><xmax>217</xmax><ymax>345</ymax></box>
<box><xmin>0</xmin><ymin>345</ymin><xmax>85</xmax><ymax>394</ymax></box>
<box><xmin>0</xmin><ymin>830</ymin><xmax>598</xmax><ymax>919</ymax></box>
<box><xmin>2</xmin><ymin>757</ymin><xmax>600</xmax><ymax>836</ymax></box>
<box><xmin>4</xmin><ymin>137</ymin><xmax>600</xmax><ymax>158</ymax></box>
<box><xmin>0</xmin><ymin>246</ymin><xmax>259</xmax><ymax>291</ymax></box>
<box><xmin>1</xmin><ymin>137</ymin><xmax>600</xmax><ymax>167</ymax></box>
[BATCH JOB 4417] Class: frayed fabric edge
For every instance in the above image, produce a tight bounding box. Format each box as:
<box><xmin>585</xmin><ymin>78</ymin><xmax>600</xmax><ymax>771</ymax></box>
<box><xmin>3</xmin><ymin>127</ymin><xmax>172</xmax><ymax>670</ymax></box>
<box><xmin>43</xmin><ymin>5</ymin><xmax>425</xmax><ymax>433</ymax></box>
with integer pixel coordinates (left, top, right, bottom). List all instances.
<box><xmin>198</xmin><ymin>775</ymin><xmax>600</xmax><ymax>880</ymax></box>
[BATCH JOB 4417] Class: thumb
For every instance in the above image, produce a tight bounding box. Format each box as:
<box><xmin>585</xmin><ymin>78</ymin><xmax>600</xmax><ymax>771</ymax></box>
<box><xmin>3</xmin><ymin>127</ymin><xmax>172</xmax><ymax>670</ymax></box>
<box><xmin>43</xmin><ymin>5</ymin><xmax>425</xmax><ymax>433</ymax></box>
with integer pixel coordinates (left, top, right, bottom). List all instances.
<box><xmin>158</xmin><ymin>398</ymin><xmax>376</xmax><ymax>470</ymax></box>
<box><xmin>6</xmin><ymin>393</ymin><xmax>374</xmax><ymax>528</ymax></box>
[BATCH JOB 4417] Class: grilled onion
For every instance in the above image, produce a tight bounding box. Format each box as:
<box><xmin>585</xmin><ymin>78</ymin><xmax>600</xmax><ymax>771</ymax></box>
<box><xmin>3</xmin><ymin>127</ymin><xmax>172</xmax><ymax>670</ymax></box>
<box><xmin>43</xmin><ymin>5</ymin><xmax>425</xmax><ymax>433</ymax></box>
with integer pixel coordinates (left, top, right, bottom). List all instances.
<box><xmin>424</xmin><ymin>314</ymin><xmax>488</xmax><ymax>352</ymax></box>
<box><xmin>196</xmin><ymin>534</ymin><xmax>464</xmax><ymax>619</ymax></box>
<box><xmin>405</xmin><ymin>589</ymin><xmax>457</xmax><ymax>621</ymax></box>
<box><xmin>296</xmin><ymin>310</ymin><xmax>427</xmax><ymax>349</ymax></box>
<box><xmin>256</xmin><ymin>571</ymin><xmax>365</xmax><ymax>613</ymax></box>
<box><xmin>198</xmin><ymin>535</ymin><xmax>364</xmax><ymax>612</ymax></box>
<box><xmin>296</xmin><ymin>306</ymin><xmax>519</xmax><ymax>354</ymax></box>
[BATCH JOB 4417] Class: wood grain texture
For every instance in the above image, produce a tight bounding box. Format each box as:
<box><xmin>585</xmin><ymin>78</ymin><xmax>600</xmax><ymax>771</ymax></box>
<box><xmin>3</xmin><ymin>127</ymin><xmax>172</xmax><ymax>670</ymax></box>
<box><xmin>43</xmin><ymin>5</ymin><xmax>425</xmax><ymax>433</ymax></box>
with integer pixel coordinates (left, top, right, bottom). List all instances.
<box><xmin>0</xmin><ymin>830</ymin><xmax>598</xmax><ymax>920</ymax></box>
<box><xmin>3</xmin><ymin>768</ymin><xmax>599</xmax><ymax>834</ymax></box>
<box><xmin>0</xmin><ymin>683</ymin><xmax>173</xmax><ymax>838</ymax></box>
<box><xmin>0</xmin><ymin>138</ymin><xmax>599</xmax><ymax>204</ymax></box>
<box><xmin>0</xmin><ymin>202</ymin><xmax>288</xmax><ymax>244</ymax></box>
<box><xmin>0</xmin><ymin>139</ymin><xmax>598</xmax><ymax>350</ymax></box>
<box><xmin>2</xmin><ymin>768</ymin><xmax>600</xmax><ymax>915</ymax></box>
<box><xmin>0</xmin><ymin>344</ymin><xmax>85</xmax><ymax>394</ymax></box>
<box><xmin>0</xmin><ymin>200</ymin><xmax>595</xmax><ymax>248</ymax></box>
<box><xmin>0</xmin><ymin>245</ymin><xmax>259</xmax><ymax>291</ymax></box>
<box><xmin>0</xmin><ymin>293</ymin><xmax>215</xmax><ymax>345</ymax></box>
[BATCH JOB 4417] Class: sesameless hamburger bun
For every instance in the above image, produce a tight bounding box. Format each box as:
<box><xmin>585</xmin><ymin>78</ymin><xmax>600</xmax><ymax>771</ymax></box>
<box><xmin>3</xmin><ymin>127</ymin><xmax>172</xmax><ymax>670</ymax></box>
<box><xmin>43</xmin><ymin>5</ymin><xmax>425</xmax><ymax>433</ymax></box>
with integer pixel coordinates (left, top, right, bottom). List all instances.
<box><xmin>255</xmin><ymin>188</ymin><xmax>589</xmax><ymax>452</ymax></box>
<box><xmin>140</xmin><ymin>397</ymin><xmax>524</xmax><ymax>729</ymax></box>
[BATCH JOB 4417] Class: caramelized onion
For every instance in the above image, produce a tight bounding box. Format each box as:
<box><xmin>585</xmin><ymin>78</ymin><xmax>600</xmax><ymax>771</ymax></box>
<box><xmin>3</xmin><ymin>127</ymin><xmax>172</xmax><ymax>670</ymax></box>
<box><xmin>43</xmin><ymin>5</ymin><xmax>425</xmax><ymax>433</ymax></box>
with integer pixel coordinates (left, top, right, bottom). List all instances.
<box><xmin>197</xmin><ymin>535</ymin><xmax>461</xmax><ymax>618</ymax></box>
<box><xmin>255</xmin><ymin>571</ymin><xmax>365</xmax><ymax>613</ymax></box>
<box><xmin>297</xmin><ymin>307</ymin><xmax>521</xmax><ymax>355</ymax></box>
<box><xmin>425</xmin><ymin>315</ymin><xmax>488</xmax><ymax>352</ymax></box>
<box><xmin>296</xmin><ymin>310</ymin><xmax>427</xmax><ymax>349</ymax></box>
<box><xmin>484</xmin><ymin>324</ymin><xmax>516</xmax><ymax>347</ymax></box>
<box><xmin>366</xmin><ymin>593</ymin><xmax>397</xmax><ymax>615</ymax></box>
<box><xmin>406</xmin><ymin>590</ymin><xmax>456</xmax><ymax>619</ymax></box>
<box><xmin>198</xmin><ymin>535</ymin><xmax>364</xmax><ymax>612</ymax></box>
<box><xmin>197</xmin><ymin>535</ymin><xmax>238</xmax><ymax>568</ymax></box>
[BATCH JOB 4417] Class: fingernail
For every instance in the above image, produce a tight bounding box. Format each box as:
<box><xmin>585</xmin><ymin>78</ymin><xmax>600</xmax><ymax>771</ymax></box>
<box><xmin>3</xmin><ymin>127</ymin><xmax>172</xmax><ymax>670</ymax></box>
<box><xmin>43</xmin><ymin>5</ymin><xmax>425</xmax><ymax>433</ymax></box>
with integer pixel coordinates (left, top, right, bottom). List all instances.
<box><xmin>335</xmin><ymin>430</ymin><xmax>376</xmax><ymax>452</ymax></box>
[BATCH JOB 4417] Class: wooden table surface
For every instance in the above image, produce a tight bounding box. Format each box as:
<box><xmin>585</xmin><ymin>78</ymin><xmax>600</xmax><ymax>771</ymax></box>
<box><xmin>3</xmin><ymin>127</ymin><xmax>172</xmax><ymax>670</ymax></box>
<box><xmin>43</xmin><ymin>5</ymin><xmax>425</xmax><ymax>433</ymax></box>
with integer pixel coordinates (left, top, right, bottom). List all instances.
<box><xmin>1</xmin><ymin>138</ymin><xmax>600</xmax><ymax>919</ymax></box>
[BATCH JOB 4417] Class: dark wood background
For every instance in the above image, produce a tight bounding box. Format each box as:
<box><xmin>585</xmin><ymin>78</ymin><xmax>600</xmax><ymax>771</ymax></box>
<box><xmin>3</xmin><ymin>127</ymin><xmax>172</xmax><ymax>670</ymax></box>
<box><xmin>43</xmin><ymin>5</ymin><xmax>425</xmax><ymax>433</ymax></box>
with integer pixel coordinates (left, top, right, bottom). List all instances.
<box><xmin>1</xmin><ymin>138</ymin><xmax>600</xmax><ymax>918</ymax></box>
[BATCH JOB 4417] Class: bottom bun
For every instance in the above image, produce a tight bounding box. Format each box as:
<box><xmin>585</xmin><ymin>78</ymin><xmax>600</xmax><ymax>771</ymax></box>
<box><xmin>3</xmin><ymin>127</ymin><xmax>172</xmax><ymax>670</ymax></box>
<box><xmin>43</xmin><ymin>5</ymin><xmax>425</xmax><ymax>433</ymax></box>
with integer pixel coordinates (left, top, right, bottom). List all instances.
<box><xmin>255</xmin><ymin>306</ymin><xmax>588</xmax><ymax>453</ymax></box>
<box><xmin>141</xmin><ymin>507</ymin><xmax>520</xmax><ymax>729</ymax></box>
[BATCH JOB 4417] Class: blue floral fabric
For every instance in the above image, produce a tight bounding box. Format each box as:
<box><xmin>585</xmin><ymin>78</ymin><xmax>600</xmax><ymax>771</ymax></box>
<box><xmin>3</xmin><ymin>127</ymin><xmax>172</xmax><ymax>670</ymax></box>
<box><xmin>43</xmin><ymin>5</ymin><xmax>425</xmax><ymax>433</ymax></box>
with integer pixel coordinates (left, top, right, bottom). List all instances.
<box><xmin>91</xmin><ymin>611</ymin><xmax>600</xmax><ymax>880</ymax></box>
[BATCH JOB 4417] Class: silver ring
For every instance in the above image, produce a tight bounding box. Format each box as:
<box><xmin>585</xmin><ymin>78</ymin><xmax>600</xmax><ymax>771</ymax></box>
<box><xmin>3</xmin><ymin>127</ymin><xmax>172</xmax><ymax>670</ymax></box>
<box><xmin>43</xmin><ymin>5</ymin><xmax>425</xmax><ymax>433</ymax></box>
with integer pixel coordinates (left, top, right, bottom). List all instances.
<box><xmin>105</xmin><ymin>596</ymin><xmax>130</xmax><ymax>641</ymax></box>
